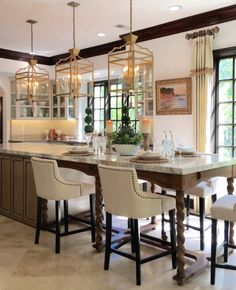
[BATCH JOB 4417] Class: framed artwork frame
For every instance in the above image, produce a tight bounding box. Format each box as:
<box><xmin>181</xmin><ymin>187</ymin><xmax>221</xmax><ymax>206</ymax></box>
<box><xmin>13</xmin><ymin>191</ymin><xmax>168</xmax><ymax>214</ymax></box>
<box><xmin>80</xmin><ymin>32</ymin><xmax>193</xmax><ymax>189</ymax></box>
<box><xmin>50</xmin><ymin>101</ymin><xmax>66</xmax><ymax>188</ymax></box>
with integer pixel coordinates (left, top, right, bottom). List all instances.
<box><xmin>156</xmin><ymin>77</ymin><xmax>192</xmax><ymax>115</ymax></box>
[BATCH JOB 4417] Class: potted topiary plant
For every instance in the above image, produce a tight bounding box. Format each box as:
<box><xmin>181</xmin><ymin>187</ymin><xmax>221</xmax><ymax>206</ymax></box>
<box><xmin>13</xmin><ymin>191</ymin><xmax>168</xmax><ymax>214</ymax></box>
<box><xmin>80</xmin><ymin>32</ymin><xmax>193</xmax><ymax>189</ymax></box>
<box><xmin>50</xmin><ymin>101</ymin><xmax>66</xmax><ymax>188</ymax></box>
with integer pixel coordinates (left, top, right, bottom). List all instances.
<box><xmin>84</xmin><ymin>107</ymin><xmax>94</xmax><ymax>146</ymax></box>
<box><xmin>111</xmin><ymin>106</ymin><xmax>142</xmax><ymax>155</ymax></box>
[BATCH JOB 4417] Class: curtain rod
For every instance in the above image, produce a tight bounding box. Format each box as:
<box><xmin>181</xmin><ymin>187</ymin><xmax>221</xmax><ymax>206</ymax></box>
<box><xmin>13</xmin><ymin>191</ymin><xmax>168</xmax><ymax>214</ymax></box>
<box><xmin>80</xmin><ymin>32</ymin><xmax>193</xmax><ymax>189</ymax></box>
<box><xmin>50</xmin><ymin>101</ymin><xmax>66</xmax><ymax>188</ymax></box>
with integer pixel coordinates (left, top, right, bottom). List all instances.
<box><xmin>185</xmin><ymin>26</ymin><xmax>220</xmax><ymax>40</ymax></box>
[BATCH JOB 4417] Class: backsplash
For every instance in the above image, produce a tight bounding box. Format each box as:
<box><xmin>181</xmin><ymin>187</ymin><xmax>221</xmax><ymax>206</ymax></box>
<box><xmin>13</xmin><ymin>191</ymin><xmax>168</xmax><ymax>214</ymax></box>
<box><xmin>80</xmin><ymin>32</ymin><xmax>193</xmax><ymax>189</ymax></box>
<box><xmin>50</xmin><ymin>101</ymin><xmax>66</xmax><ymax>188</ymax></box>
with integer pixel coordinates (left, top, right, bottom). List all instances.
<box><xmin>11</xmin><ymin>119</ymin><xmax>79</xmax><ymax>141</ymax></box>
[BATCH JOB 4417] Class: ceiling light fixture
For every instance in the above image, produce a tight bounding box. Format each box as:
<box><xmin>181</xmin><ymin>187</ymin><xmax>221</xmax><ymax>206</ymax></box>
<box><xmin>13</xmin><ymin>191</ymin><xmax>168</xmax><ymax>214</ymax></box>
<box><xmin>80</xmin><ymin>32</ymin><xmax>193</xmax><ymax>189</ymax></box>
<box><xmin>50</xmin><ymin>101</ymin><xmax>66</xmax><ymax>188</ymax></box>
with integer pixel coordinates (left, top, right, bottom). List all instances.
<box><xmin>55</xmin><ymin>1</ymin><xmax>94</xmax><ymax>103</ymax></box>
<box><xmin>15</xmin><ymin>20</ymin><xmax>50</xmax><ymax>103</ymax></box>
<box><xmin>108</xmin><ymin>0</ymin><xmax>153</xmax><ymax>118</ymax></box>
<box><xmin>168</xmin><ymin>5</ymin><xmax>182</xmax><ymax>11</ymax></box>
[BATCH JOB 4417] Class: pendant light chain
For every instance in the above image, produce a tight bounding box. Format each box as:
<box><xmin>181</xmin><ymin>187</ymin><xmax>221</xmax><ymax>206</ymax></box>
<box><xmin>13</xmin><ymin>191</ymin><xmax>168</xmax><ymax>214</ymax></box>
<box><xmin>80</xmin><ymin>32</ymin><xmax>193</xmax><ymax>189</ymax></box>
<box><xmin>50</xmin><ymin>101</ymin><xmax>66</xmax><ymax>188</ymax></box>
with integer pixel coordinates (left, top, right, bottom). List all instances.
<box><xmin>130</xmin><ymin>0</ymin><xmax>132</xmax><ymax>39</ymax></box>
<box><xmin>31</xmin><ymin>22</ymin><xmax>34</xmax><ymax>55</ymax></box>
<box><xmin>73</xmin><ymin>3</ymin><xmax>76</xmax><ymax>49</ymax></box>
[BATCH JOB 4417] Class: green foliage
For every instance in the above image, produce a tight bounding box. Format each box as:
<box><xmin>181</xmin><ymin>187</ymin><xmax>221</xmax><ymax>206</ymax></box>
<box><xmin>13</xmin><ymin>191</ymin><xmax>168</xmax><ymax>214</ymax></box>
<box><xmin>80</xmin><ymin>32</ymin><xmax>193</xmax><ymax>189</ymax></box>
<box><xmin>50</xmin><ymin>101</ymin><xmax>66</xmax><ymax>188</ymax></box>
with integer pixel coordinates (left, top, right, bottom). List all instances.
<box><xmin>85</xmin><ymin>115</ymin><xmax>92</xmax><ymax>124</ymax></box>
<box><xmin>84</xmin><ymin>124</ymin><xmax>94</xmax><ymax>133</ymax></box>
<box><xmin>111</xmin><ymin>106</ymin><xmax>142</xmax><ymax>145</ymax></box>
<box><xmin>85</xmin><ymin>107</ymin><xmax>92</xmax><ymax>115</ymax></box>
<box><xmin>84</xmin><ymin>107</ymin><xmax>94</xmax><ymax>133</ymax></box>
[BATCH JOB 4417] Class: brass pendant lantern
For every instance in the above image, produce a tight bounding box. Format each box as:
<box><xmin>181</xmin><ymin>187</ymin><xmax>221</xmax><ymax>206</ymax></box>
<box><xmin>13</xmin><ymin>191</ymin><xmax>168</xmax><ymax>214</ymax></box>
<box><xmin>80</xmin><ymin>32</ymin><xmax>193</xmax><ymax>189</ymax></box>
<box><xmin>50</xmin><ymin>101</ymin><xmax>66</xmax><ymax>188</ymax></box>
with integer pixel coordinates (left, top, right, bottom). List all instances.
<box><xmin>108</xmin><ymin>0</ymin><xmax>153</xmax><ymax>118</ymax></box>
<box><xmin>15</xmin><ymin>20</ymin><xmax>50</xmax><ymax>103</ymax></box>
<box><xmin>55</xmin><ymin>1</ymin><xmax>94</xmax><ymax>100</ymax></box>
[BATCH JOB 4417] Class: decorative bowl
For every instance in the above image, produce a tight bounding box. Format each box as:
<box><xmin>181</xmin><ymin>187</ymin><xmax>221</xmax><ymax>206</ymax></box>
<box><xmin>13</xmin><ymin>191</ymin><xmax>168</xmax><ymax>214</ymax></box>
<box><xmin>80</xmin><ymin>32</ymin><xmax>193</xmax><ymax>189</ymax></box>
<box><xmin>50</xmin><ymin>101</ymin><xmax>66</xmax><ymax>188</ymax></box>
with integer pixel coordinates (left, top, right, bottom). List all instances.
<box><xmin>114</xmin><ymin>144</ymin><xmax>140</xmax><ymax>156</ymax></box>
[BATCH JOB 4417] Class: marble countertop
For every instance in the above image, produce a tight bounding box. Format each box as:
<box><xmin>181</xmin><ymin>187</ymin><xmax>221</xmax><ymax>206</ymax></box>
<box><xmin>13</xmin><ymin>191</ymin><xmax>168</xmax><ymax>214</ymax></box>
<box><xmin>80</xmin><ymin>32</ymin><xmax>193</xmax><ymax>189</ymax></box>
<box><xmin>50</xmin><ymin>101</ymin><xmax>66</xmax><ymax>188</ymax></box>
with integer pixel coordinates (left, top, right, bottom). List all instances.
<box><xmin>0</xmin><ymin>142</ymin><xmax>236</xmax><ymax>176</ymax></box>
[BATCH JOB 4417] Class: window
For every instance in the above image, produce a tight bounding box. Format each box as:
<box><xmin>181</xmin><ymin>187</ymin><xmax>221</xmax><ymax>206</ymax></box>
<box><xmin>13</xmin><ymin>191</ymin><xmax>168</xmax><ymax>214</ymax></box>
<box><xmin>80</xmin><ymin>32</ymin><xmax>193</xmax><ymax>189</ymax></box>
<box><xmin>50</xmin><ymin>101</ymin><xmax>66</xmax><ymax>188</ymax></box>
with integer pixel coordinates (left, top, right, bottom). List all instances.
<box><xmin>91</xmin><ymin>81</ymin><xmax>107</xmax><ymax>133</ymax></box>
<box><xmin>215</xmin><ymin>48</ymin><xmax>236</xmax><ymax>157</ymax></box>
<box><xmin>89</xmin><ymin>80</ymin><xmax>140</xmax><ymax>133</ymax></box>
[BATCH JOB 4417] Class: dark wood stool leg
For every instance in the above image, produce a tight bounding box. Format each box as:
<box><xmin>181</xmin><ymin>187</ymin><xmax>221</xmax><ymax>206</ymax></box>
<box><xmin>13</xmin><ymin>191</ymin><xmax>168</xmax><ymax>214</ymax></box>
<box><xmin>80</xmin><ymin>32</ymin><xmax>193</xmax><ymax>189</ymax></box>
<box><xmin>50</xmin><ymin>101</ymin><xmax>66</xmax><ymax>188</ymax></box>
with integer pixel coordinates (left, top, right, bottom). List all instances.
<box><xmin>211</xmin><ymin>194</ymin><xmax>217</xmax><ymax>204</ymax></box>
<box><xmin>134</xmin><ymin>219</ymin><xmax>141</xmax><ymax>286</ymax></box>
<box><xmin>186</xmin><ymin>195</ymin><xmax>190</xmax><ymax>230</ymax></box>
<box><xmin>199</xmin><ymin>197</ymin><xmax>205</xmax><ymax>251</ymax></box>
<box><xmin>35</xmin><ymin>197</ymin><xmax>42</xmax><ymax>244</ymax></box>
<box><xmin>104</xmin><ymin>212</ymin><xmax>112</xmax><ymax>270</ymax></box>
<box><xmin>224</xmin><ymin>220</ymin><xmax>229</xmax><ymax>263</ymax></box>
<box><xmin>55</xmin><ymin>201</ymin><xmax>61</xmax><ymax>254</ymax></box>
<box><xmin>63</xmin><ymin>200</ymin><xmax>69</xmax><ymax>234</ymax></box>
<box><xmin>130</xmin><ymin>218</ymin><xmax>135</xmax><ymax>254</ymax></box>
<box><xmin>142</xmin><ymin>182</ymin><xmax>147</xmax><ymax>192</ymax></box>
<box><xmin>161</xmin><ymin>189</ymin><xmax>167</xmax><ymax>240</ymax></box>
<box><xmin>211</xmin><ymin>218</ymin><xmax>217</xmax><ymax>285</ymax></box>
<box><xmin>169</xmin><ymin>209</ymin><xmax>177</xmax><ymax>269</ymax></box>
<box><xmin>90</xmin><ymin>194</ymin><xmax>96</xmax><ymax>243</ymax></box>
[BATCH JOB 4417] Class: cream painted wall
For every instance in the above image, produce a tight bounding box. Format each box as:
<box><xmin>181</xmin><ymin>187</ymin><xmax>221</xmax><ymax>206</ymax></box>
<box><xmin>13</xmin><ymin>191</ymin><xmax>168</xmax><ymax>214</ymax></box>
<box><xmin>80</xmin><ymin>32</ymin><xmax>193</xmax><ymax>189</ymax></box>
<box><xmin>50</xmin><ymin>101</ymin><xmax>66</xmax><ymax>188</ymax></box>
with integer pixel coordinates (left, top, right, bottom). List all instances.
<box><xmin>0</xmin><ymin>20</ymin><xmax>236</xmax><ymax>145</ymax></box>
<box><xmin>11</xmin><ymin>119</ymin><xmax>78</xmax><ymax>140</ymax></box>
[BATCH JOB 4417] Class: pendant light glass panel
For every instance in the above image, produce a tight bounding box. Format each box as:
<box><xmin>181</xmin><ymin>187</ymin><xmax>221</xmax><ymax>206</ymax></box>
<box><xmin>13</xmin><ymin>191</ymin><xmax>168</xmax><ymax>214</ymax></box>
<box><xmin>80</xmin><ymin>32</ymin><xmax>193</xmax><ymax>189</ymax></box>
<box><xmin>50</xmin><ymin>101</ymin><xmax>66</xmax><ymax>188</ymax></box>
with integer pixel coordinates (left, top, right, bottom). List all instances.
<box><xmin>55</xmin><ymin>49</ymin><xmax>93</xmax><ymax>99</ymax></box>
<box><xmin>108</xmin><ymin>0</ymin><xmax>153</xmax><ymax>118</ymax></box>
<box><xmin>15</xmin><ymin>21</ymin><xmax>50</xmax><ymax>103</ymax></box>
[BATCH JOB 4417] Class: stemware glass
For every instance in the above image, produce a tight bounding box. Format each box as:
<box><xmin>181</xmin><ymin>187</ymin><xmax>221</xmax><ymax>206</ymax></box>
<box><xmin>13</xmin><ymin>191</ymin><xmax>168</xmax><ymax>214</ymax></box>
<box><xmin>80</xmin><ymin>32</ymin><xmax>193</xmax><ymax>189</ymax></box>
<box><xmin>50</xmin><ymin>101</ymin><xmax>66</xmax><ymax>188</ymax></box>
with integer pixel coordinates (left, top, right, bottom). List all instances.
<box><xmin>84</xmin><ymin>133</ymin><xmax>92</xmax><ymax>151</ymax></box>
<box><xmin>92</xmin><ymin>135</ymin><xmax>99</xmax><ymax>156</ymax></box>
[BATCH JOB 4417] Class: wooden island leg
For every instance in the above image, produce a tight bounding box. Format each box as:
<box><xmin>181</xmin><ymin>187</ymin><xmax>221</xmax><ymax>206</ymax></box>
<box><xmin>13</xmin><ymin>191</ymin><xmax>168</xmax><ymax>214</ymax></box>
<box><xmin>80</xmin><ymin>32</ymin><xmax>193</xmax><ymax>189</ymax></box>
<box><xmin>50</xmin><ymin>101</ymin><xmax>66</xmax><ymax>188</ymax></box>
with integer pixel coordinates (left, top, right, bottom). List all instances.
<box><xmin>173</xmin><ymin>189</ymin><xmax>185</xmax><ymax>286</ymax></box>
<box><xmin>227</xmin><ymin>177</ymin><xmax>234</xmax><ymax>245</ymax></box>
<box><xmin>93</xmin><ymin>175</ymin><xmax>104</xmax><ymax>251</ymax></box>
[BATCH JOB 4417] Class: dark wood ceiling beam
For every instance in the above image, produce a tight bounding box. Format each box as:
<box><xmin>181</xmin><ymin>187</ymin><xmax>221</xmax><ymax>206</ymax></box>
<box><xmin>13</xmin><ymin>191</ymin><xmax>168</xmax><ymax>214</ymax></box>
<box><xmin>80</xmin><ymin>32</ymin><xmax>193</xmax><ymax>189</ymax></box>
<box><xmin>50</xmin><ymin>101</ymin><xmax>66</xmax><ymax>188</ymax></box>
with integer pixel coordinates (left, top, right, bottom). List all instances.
<box><xmin>0</xmin><ymin>48</ymin><xmax>52</xmax><ymax>65</ymax></box>
<box><xmin>0</xmin><ymin>5</ymin><xmax>235</xmax><ymax>65</ymax></box>
<box><xmin>125</xmin><ymin>4</ymin><xmax>236</xmax><ymax>43</ymax></box>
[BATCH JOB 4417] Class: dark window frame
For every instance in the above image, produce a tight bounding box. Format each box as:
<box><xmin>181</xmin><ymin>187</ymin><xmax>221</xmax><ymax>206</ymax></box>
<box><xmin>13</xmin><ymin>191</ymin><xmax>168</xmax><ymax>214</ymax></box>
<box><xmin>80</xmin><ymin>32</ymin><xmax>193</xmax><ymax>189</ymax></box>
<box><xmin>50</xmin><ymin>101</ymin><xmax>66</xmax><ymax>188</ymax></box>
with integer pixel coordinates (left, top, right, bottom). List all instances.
<box><xmin>214</xmin><ymin>46</ymin><xmax>236</xmax><ymax>156</ymax></box>
<box><xmin>88</xmin><ymin>80</ymin><xmax>140</xmax><ymax>133</ymax></box>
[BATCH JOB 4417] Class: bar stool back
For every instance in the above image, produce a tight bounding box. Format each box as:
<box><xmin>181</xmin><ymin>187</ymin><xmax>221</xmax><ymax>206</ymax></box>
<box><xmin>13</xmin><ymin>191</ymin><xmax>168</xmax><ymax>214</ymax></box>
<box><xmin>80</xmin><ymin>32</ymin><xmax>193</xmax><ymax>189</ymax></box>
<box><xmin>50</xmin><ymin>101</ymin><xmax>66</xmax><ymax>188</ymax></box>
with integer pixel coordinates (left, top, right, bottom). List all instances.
<box><xmin>31</xmin><ymin>157</ymin><xmax>95</xmax><ymax>254</ymax></box>
<box><xmin>210</xmin><ymin>194</ymin><xmax>236</xmax><ymax>285</ymax></box>
<box><xmin>98</xmin><ymin>164</ymin><xmax>176</xmax><ymax>286</ymax></box>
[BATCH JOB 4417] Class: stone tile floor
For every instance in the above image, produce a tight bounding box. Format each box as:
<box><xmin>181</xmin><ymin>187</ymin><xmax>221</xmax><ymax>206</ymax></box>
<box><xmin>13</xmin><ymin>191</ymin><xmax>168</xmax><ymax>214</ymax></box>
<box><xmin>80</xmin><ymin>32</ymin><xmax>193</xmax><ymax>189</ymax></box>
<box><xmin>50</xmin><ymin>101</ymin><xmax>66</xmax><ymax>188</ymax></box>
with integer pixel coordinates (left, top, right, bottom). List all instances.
<box><xmin>0</xmin><ymin>214</ymin><xmax>236</xmax><ymax>290</ymax></box>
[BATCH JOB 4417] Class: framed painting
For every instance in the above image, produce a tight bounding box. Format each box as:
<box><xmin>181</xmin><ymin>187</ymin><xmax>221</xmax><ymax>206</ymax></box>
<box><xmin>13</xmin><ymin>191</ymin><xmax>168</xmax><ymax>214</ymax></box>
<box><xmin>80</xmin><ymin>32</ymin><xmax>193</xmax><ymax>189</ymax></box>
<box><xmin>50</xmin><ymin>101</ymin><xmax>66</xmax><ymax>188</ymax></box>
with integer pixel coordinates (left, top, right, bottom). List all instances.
<box><xmin>156</xmin><ymin>77</ymin><xmax>192</xmax><ymax>115</ymax></box>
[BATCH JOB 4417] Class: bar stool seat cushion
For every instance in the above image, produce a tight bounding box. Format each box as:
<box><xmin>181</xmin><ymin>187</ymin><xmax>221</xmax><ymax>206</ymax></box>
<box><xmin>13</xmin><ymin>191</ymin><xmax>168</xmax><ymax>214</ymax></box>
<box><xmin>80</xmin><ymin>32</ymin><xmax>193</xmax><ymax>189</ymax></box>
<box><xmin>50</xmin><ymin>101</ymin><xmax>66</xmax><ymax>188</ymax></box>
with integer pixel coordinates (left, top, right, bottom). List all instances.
<box><xmin>211</xmin><ymin>195</ymin><xmax>236</xmax><ymax>222</ymax></box>
<box><xmin>185</xmin><ymin>181</ymin><xmax>213</xmax><ymax>198</ymax></box>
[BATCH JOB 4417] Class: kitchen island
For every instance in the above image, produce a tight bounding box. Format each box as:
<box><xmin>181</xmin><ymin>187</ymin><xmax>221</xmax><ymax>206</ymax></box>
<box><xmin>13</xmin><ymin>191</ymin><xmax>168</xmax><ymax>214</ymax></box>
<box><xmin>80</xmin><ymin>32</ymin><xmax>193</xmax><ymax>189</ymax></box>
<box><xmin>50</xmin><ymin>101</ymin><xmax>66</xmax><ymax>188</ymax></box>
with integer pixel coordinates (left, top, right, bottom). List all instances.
<box><xmin>0</xmin><ymin>142</ymin><xmax>236</xmax><ymax>286</ymax></box>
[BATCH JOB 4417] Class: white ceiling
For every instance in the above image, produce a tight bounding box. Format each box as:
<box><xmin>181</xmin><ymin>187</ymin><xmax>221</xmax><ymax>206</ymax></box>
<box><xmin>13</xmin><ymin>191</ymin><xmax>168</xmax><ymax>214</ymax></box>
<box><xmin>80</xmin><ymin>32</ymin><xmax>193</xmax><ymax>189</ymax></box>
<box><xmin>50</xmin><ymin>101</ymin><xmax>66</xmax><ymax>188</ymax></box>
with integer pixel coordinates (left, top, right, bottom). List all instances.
<box><xmin>0</xmin><ymin>0</ymin><xmax>235</xmax><ymax>56</ymax></box>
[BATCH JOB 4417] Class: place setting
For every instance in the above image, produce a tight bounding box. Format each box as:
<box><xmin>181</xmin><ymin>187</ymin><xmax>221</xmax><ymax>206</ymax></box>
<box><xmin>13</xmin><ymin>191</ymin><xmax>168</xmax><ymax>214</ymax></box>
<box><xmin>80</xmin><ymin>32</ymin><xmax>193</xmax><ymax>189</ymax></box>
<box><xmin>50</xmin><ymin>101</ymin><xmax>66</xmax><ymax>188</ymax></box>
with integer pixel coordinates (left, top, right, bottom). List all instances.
<box><xmin>63</xmin><ymin>145</ymin><xmax>94</xmax><ymax>157</ymax></box>
<box><xmin>129</xmin><ymin>151</ymin><xmax>169</xmax><ymax>164</ymax></box>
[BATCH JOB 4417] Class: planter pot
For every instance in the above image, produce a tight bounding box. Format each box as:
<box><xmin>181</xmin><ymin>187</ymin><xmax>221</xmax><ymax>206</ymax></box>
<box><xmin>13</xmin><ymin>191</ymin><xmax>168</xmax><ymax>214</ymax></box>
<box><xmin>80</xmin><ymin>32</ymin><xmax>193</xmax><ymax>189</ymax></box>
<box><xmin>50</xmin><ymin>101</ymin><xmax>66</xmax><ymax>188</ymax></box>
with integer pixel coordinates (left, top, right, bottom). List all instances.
<box><xmin>114</xmin><ymin>144</ymin><xmax>140</xmax><ymax>156</ymax></box>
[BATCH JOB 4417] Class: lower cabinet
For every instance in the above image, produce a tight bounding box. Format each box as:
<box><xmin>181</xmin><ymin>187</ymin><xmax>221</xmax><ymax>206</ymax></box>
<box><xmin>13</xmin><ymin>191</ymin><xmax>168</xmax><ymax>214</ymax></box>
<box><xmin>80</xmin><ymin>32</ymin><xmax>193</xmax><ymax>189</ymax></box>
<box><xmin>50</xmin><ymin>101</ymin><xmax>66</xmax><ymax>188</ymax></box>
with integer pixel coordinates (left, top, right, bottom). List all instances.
<box><xmin>0</xmin><ymin>155</ymin><xmax>36</xmax><ymax>226</ymax></box>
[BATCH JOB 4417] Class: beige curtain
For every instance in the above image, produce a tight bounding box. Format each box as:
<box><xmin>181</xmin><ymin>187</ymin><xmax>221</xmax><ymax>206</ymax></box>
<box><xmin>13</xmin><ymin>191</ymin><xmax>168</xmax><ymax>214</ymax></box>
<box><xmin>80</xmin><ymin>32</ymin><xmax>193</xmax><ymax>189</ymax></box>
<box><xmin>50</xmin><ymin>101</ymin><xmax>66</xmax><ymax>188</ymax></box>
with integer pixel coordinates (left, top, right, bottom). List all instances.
<box><xmin>191</xmin><ymin>35</ymin><xmax>213</xmax><ymax>153</ymax></box>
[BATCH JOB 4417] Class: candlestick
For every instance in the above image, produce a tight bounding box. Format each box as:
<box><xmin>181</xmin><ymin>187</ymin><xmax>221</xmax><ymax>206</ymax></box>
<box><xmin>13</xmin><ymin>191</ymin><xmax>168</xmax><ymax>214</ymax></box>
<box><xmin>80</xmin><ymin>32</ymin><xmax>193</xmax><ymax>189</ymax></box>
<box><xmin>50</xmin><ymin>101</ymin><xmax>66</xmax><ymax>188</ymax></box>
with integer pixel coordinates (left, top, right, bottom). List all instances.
<box><xmin>140</xmin><ymin>118</ymin><xmax>151</xmax><ymax>134</ymax></box>
<box><xmin>105</xmin><ymin>120</ymin><xmax>113</xmax><ymax>134</ymax></box>
<box><xmin>105</xmin><ymin>132</ymin><xmax>113</xmax><ymax>154</ymax></box>
<box><xmin>142</xmin><ymin>133</ymin><xmax>150</xmax><ymax>151</ymax></box>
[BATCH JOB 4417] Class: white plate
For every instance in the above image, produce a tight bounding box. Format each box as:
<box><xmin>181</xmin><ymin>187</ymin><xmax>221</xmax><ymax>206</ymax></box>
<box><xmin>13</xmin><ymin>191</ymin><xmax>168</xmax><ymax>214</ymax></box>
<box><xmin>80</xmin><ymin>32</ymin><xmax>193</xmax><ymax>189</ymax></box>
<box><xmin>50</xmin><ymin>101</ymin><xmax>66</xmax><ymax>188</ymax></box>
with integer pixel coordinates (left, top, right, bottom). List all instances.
<box><xmin>67</xmin><ymin>146</ymin><xmax>89</xmax><ymax>154</ymax></box>
<box><xmin>137</xmin><ymin>152</ymin><xmax>162</xmax><ymax>160</ymax></box>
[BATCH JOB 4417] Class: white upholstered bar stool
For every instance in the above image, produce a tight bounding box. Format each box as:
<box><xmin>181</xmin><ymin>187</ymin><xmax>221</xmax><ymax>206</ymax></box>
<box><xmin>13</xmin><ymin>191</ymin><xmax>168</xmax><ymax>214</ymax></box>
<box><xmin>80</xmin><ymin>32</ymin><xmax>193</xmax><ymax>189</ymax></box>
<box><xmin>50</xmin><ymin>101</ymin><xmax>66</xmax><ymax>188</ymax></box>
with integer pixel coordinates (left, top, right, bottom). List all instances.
<box><xmin>98</xmin><ymin>164</ymin><xmax>176</xmax><ymax>286</ymax></box>
<box><xmin>161</xmin><ymin>177</ymin><xmax>218</xmax><ymax>250</ymax></box>
<box><xmin>31</xmin><ymin>157</ymin><xmax>95</xmax><ymax>254</ymax></box>
<box><xmin>184</xmin><ymin>177</ymin><xmax>218</xmax><ymax>251</ymax></box>
<box><xmin>210</xmin><ymin>194</ymin><xmax>236</xmax><ymax>285</ymax></box>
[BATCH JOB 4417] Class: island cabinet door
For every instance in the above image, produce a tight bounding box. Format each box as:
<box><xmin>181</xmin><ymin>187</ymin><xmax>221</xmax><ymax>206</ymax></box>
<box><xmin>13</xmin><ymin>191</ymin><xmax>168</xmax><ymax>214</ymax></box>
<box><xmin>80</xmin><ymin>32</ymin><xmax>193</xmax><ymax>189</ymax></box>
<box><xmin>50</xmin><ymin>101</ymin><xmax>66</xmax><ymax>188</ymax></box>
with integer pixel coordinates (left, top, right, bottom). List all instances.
<box><xmin>11</xmin><ymin>157</ymin><xmax>24</xmax><ymax>219</ymax></box>
<box><xmin>0</xmin><ymin>155</ymin><xmax>11</xmax><ymax>214</ymax></box>
<box><xmin>24</xmin><ymin>159</ymin><xmax>37</xmax><ymax>225</ymax></box>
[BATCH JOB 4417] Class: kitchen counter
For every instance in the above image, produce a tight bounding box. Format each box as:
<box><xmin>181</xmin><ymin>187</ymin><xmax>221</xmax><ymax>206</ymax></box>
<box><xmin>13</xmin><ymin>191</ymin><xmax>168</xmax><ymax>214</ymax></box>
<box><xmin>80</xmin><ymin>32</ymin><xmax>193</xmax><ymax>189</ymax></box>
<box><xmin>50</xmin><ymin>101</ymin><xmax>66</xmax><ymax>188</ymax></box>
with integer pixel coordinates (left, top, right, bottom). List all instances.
<box><xmin>1</xmin><ymin>142</ymin><xmax>236</xmax><ymax>175</ymax></box>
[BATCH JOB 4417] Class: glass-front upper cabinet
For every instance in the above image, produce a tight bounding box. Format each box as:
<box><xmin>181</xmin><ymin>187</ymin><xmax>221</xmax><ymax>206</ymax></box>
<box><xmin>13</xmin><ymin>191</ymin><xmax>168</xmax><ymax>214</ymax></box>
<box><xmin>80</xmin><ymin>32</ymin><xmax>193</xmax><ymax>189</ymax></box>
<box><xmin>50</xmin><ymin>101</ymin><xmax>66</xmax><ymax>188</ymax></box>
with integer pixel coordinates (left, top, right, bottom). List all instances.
<box><xmin>10</xmin><ymin>79</ymin><xmax>50</xmax><ymax>119</ymax></box>
<box><xmin>51</xmin><ymin>83</ymin><xmax>77</xmax><ymax>119</ymax></box>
